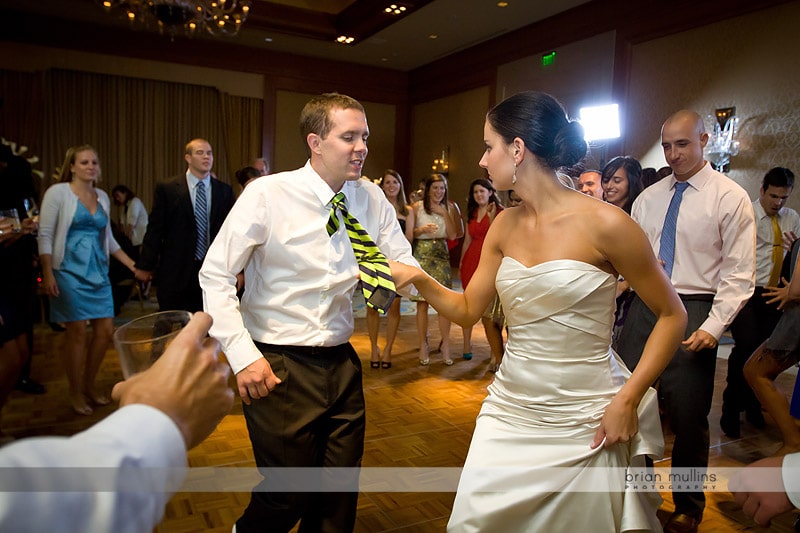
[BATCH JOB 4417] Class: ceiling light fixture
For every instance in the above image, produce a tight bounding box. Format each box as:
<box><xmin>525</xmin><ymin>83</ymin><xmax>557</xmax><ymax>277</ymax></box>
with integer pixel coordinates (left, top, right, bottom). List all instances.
<box><xmin>497</xmin><ymin>1</ymin><xmax>509</xmax><ymax>7</ymax></box>
<box><xmin>384</xmin><ymin>4</ymin><xmax>407</xmax><ymax>15</ymax></box>
<box><xmin>98</xmin><ymin>0</ymin><xmax>251</xmax><ymax>38</ymax></box>
<box><xmin>336</xmin><ymin>35</ymin><xmax>356</xmax><ymax>44</ymax></box>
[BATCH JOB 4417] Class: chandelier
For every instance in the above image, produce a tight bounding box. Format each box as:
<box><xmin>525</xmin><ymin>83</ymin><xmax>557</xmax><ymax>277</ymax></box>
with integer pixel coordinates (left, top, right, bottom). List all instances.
<box><xmin>99</xmin><ymin>0</ymin><xmax>252</xmax><ymax>37</ymax></box>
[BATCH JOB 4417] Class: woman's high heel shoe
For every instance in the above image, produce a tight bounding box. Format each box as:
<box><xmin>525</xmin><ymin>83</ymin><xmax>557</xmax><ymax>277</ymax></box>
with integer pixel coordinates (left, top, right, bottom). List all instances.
<box><xmin>441</xmin><ymin>345</ymin><xmax>453</xmax><ymax>366</ymax></box>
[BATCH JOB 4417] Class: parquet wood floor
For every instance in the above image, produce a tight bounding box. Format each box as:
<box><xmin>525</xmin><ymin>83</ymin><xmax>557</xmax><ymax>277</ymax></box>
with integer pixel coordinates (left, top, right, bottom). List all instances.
<box><xmin>3</xmin><ymin>296</ymin><xmax>799</xmax><ymax>532</ymax></box>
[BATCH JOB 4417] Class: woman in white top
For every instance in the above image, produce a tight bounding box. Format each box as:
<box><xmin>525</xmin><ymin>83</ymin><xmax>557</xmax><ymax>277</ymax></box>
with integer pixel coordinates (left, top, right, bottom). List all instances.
<box><xmin>111</xmin><ymin>185</ymin><xmax>148</xmax><ymax>251</ymax></box>
<box><xmin>366</xmin><ymin>170</ymin><xmax>415</xmax><ymax>369</ymax></box>
<box><xmin>411</xmin><ymin>173</ymin><xmax>464</xmax><ymax>365</ymax></box>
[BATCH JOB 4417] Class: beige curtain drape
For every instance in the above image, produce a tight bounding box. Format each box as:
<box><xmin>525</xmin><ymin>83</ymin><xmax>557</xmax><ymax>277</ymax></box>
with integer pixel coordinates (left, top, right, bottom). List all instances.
<box><xmin>219</xmin><ymin>90</ymin><xmax>264</xmax><ymax>184</ymax></box>
<box><xmin>1</xmin><ymin>68</ymin><xmax>262</xmax><ymax>211</ymax></box>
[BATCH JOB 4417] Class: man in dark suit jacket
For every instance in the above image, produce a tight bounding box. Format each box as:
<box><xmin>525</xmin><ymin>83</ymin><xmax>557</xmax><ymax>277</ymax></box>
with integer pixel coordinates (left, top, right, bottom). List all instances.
<box><xmin>135</xmin><ymin>138</ymin><xmax>234</xmax><ymax>312</ymax></box>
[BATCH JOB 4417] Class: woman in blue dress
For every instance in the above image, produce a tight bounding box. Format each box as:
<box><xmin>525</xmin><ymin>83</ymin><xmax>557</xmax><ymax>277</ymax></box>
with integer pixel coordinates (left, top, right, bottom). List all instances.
<box><xmin>38</xmin><ymin>145</ymin><xmax>137</xmax><ymax>415</ymax></box>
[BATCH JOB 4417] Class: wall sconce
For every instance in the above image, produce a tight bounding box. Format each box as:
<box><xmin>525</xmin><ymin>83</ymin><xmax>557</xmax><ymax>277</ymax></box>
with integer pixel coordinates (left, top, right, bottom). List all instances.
<box><xmin>706</xmin><ymin>107</ymin><xmax>739</xmax><ymax>173</ymax></box>
<box><xmin>431</xmin><ymin>146</ymin><xmax>449</xmax><ymax>175</ymax></box>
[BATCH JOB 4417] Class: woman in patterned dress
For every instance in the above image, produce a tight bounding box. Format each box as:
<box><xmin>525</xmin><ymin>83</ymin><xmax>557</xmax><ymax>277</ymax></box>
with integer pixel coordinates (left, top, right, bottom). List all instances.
<box><xmin>411</xmin><ymin>173</ymin><xmax>463</xmax><ymax>365</ymax></box>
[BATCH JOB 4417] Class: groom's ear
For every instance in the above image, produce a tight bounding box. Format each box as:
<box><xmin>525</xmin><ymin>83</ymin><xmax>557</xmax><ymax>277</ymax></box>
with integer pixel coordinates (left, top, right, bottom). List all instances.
<box><xmin>307</xmin><ymin>133</ymin><xmax>322</xmax><ymax>155</ymax></box>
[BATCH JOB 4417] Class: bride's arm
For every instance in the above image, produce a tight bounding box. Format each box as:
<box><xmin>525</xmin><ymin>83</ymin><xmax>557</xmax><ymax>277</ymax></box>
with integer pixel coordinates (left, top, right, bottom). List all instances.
<box><xmin>390</xmin><ymin>211</ymin><xmax>505</xmax><ymax>327</ymax></box>
<box><xmin>591</xmin><ymin>210</ymin><xmax>687</xmax><ymax>449</ymax></box>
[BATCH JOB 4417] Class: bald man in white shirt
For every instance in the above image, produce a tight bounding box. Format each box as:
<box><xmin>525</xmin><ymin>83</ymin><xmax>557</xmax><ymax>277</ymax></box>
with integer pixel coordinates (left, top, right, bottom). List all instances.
<box><xmin>616</xmin><ymin>110</ymin><xmax>756</xmax><ymax>533</ymax></box>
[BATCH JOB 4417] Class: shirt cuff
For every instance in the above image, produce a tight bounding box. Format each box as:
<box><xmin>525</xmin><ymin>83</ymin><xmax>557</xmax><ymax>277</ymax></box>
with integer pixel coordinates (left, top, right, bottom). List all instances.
<box><xmin>224</xmin><ymin>336</ymin><xmax>265</xmax><ymax>375</ymax></box>
<box><xmin>783</xmin><ymin>453</ymin><xmax>800</xmax><ymax>509</ymax></box>
<box><xmin>698</xmin><ymin>317</ymin><xmax>725</xmax><ymax>341</ymax></box>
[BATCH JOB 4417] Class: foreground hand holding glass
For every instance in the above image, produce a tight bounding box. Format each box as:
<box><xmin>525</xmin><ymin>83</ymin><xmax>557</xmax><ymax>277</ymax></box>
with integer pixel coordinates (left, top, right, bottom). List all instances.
<box><xmin>114</xmin><ymin>310</ymin><xmax>193</xmax><ymax>378</ymax></box>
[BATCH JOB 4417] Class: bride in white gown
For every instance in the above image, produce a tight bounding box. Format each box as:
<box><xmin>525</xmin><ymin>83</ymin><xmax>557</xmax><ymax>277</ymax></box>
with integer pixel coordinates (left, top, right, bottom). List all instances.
<box><xmin>391</xmin><ymin>91</ymin><xmax>687</xmax><ymax>532</ymax></box>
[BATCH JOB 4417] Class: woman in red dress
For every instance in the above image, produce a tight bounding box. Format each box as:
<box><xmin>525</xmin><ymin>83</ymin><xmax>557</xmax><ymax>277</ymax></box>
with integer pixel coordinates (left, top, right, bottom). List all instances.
<box><xmin>459</xmin><ymin>178</ymin><xmax>504</xmax><ymax>367</ymax></box>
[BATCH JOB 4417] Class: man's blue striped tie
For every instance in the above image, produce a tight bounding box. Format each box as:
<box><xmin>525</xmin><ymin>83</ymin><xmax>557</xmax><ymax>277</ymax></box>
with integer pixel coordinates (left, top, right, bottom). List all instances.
<box><xmin>194</xmin><ymin>181</ymin><xmax>209</xmax><ymax>260</ymax></box>
<box><xmin>659</xmin><ymin>181</ymin><xmax>689</xmax><ymax>279</ymax></box>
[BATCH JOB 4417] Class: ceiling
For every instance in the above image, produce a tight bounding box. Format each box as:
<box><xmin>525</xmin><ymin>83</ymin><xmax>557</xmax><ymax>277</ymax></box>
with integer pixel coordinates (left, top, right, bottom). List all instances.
<box><xmin>0</xmin><ymin>0</ymin><xmax>590</xmax><ymax>72</ymax></box>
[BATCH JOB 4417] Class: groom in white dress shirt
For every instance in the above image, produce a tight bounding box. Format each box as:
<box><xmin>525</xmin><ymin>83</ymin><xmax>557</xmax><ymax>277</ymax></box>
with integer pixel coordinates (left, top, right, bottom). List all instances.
<box><xmin>200</xmin><ymin>93</ymin><xmax>418</xmax><ymax>532</ymax></box>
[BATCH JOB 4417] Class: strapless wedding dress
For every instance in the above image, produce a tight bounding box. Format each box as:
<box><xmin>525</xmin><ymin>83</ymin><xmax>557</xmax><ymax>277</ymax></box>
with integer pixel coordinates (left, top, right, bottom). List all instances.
<box><xmin>448</xmin><ymin>258</ymin><xmax>663</xmax><ymax>532</ymax></box>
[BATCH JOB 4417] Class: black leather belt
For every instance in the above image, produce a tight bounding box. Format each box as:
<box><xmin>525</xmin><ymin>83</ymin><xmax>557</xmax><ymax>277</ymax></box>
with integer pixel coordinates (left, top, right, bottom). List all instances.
<box><xmin>256</xmin><ymin>342</ymin><xmax>346</xmax><ymax>359</ymax></box>
<box><xmin>677</xmin><ymin>293</ymin><xmax>714</xmax><ymax>302</ymax></box>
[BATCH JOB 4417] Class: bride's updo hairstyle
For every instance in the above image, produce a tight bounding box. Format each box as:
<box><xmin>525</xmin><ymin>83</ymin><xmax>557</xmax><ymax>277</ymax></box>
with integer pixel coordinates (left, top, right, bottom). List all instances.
<box><xmin>486</xmin><ymin>91</ymin><xmax>587</xmax><ymax>171</ymax></box>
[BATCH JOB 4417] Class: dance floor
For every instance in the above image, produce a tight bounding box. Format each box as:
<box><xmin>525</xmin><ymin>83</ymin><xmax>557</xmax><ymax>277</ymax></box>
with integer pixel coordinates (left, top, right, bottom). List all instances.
<box><xmin>4</xmin><ymin>294</ymin><xmax>799</xmax><ymax>532</ymax></box>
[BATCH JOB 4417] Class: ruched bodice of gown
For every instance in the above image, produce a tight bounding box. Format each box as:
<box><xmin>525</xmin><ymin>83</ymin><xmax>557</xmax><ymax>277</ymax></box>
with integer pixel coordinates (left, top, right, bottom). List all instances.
<box><xmin>494</xmin><ymin>258</ymin><xmax>626</xmax><ymax>412</ymax></box>
<box><xmin>448</xmin><ymin>258</ymin><xmax>664</xmax><ymax>533</ymax></box>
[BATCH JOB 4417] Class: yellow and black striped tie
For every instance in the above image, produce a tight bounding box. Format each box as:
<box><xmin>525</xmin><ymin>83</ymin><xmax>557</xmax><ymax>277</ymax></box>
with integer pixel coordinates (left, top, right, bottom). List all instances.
<box><xmin>327</xmin><ymin>192</ymin><xmax>397</xmax><ymax>314</ymax></box>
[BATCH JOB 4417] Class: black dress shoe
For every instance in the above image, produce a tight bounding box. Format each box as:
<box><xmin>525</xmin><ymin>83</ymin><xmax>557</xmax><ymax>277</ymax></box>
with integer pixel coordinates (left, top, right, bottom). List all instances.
<box><xmin>746</xmin><ymin>408</ymin><xmax>766</xmax><ymax>429</ymax></box>
<box><xmin>15</xmin><ymin>378</ymin><xmax>45</xmax><ymax>395</ymax></box>
<box><xmin>664</xmin><ymin>512</ymin><xmax>700</xmax><ymax>533</ymax></box>
<box><xmin>720</xmin><ymin>411</ymin><xmax>741</xmax><ymax>438</ymax></box>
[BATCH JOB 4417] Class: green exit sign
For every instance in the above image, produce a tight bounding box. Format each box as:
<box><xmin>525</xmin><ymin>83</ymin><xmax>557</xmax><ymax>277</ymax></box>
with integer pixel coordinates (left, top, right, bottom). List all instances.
<box><xmin>541</xmin><ymin>51</ymin><xmax>556</xmax><ymax>66</ymax></box>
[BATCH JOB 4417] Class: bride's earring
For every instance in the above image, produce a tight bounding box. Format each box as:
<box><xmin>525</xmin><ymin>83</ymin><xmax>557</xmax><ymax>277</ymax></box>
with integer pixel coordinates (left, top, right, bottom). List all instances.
<box><xmin>511</xmin><ymin>149</ymin><xmax>519</xmax><ymax>185</ymax></box>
